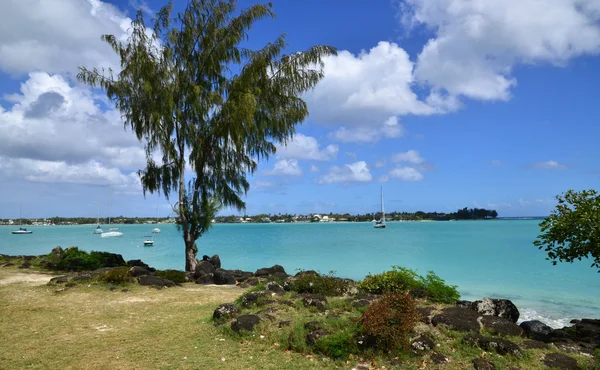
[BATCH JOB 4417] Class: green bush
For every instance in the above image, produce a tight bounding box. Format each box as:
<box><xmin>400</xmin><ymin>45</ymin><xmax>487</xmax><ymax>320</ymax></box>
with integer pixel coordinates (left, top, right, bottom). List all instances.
<box><xmin>361</xmin><ymin>292</ymin><xmax>420</xmax><ymax>350</ymax></box>
<box><xmin>99</xmin><ymin>267</ymin><xmax>132</xmax><ymax>284</ymax></box>
<box><xmin>358</xmin><ymin>266</ymin><xmax>460</xmax><ymax>304</ymax></box>
<box><xmin>292</xmin><ymin>270</ymin><xmax>347</xmax><ymax>296</ymax></box>
<box><xmin>43</xmin><ymin>247</ymin><xmax>126</xmax><ymax>272</ymax></box>
<box><xmin>313</xmin><ymin>328</ymin><xmax>359</xmax><ymax>359</ymax></box>
<box><xmin>154</xmin><ymin>269</ymin><xmax>186</xmax><ymax>284</ymax></box>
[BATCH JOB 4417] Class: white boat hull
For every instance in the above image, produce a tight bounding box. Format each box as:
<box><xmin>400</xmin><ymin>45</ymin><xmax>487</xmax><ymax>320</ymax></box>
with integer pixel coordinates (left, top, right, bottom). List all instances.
<box><xmin>374</xmin><ymin>223</ymin><xmax>386</xmax><ymax>228</ymax></box>
<box><xmin>152</xmin><ymin>228</ymin><xmax>160</xmax><ymax>233</ymax></box>
<box><xmin>143</xmin><ymin>241</ymin><xmax>154</xmax><ymax>246</ymax></box>
<box><xmin>93</xmin><ymin>229</ymin><xmax>103</xmax><ymax>234</ymax></box>
<box><xmin>11</xmin><ymin>230</ymin><xmax>33</xmax><ymax>234</ymax></box>
<box><xmin>101</xmin><ymin>231</ymin><xmax>123</xmax><ymax>238</ymax></box>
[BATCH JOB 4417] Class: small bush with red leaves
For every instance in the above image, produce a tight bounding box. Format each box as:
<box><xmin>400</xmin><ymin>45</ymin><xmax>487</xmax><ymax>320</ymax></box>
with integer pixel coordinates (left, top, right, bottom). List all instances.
<box><xmin>361</xmin><ymin>292</ymin><xmax>420</xmax><ymax>351</ymax></box>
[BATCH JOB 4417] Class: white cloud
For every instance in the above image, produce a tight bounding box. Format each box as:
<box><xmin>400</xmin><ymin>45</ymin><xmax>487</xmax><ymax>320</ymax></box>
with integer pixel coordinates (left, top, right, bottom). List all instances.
<box><xmin>276</xmin><ymin>134</ymin><xmax>338</xmax><ymax>161</ymax></box>
<box><xmin>533</xmin><ymin>160</ymin><xmax>568</xmax><ymax>170</ymax></box>
<box><xmin>317</xmin><ymin>161</ymin><xmax>373</xmax><ymax>184</ymax></box>
<box><xmin>375</xmin><ymin>160</ymin><xmax>386</xmax><ymax>168</ymax></box>
<box><xmin>0</xmin><ymin>0</ymin><xmax>132</xmax><ymax>77</ymax></box>
<box><xmin>389</xmin><ymin>166</ymin><xmax>424</xmax><ymax>181</ymax></box>
<box><xmin>330</xmin><ymin>116</ymin><xmax>405</xmax><ymax>143</ymax></box>
<box><xmin>254</xmin><ymin>180</ymin><xmax>276</xmax><ymax>188</ymax></box>
<box><xmin>404</xmin><ymin>0</ymin><xmax>600</xmax><ymax>101</ymax></box>
<box><xmin>490</xmin><ymin>160</ymin><xmax>503</xmax><ymax>166</ymax></box>
<box><xmin>305</xmin><ymin>42</ymin><xmax>442</xmax><ymax>127</ymax></box>
<box><xmin>345</xmin><ymin>152</ymin><xmax>357</xmax><ymax>159</ymax></box>
<box><xmin>310</xmin><ymin>165</ymin><xmax>320</xmax><ymax>173</ymax></box>
<box><xmin>265</xmin><ymin>159</ymin><xmax>302</xmax><ymax>176</ymax></box>
<box><xmin>391</xmin><ymin>150</ymin><xmax>425</xmax><ymax>164</ymax></box>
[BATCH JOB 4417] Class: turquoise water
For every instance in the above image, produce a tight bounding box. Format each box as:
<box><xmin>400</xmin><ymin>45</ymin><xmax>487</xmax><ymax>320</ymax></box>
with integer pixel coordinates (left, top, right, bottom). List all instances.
<box><xmin>1</xmin><ymin>220</ymin><xmax>598</xmax><ymax>327</ymax></box>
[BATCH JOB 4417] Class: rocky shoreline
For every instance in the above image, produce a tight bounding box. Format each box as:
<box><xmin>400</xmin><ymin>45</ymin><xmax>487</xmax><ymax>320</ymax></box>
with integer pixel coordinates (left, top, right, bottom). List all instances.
<box><xmin>2</xmin><ymin>248</ymin><xmax>599</xmax><ymax>368</ymax></box>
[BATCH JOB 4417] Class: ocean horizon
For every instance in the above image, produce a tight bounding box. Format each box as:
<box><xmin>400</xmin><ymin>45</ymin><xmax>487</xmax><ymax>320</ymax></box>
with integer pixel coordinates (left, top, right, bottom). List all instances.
<box><xmin>1</xmin><ymin>220</ymin><xmax>598</xmax><ymax>329</ymax></box>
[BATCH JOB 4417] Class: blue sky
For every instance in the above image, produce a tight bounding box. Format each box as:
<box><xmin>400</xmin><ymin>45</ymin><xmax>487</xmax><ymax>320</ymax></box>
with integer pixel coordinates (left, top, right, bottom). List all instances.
<box><xmin>0</xmin><ymin>0</ymin><xmax>599</xmax><ymax>219</ymax></box>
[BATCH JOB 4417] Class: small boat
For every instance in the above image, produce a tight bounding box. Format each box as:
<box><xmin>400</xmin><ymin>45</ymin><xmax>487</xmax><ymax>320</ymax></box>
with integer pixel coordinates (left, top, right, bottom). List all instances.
<box><xmin>152</xmin><ymin>227</ymin><xmax>160</xmax><ymax>234</ymax></box>
<box><xmin>12</xmin><ymin>227</ymin><xmax>33</xmax><ymax>235</ymax></box>
<box><xmin>143</xmin><ymin>236</ymin><xmax>154</xmax><ymax>246</ymax></box>
<box><xmin>93</xmin><ymin>204</ymin><xmax>103</xmax><ymax>234</ymax></box>
<box><xmin>373</xmin><ymin>187</ymin><xmax>386</xmax><ymax>229</ymax></box>
<box><xmin>101</xmin><ymin>230</ymin><xmax>123</xmax><ymax>238</ymax></box>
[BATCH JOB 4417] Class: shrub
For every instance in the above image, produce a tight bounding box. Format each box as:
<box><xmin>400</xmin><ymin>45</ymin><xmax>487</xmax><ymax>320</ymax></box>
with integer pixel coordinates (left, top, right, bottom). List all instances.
<box><xmin>292</xmin><ymin>270</ymin><xmax>347</xmax><ymax>296</ymax></box>
<box><xmin>99</xmin><ymin>267</ymin><xmax>132</xmax><ymax>284</ymax></box>
<box><xmin>154</xmin><ymin>269</ymin><xmax>186</xmax><ymax>284</ymax></box>
<box><xmin>361</xmin><ymin>293</ymin><xmax>420</xmax><ymax>350</ymax></box>
<box><xmin>358</xmin><ymin>266</ymin><xmax>460</xmax><ymax>304</ymax></box>
<box><xmin>43</xmin><ymin>247</ymin><xmax>126</xmax><ymax>272</ymax></box>
<box><xmin>313</xmin><ymin>327</ymin><xmax>359</xmax><ymax>359</ymax></box>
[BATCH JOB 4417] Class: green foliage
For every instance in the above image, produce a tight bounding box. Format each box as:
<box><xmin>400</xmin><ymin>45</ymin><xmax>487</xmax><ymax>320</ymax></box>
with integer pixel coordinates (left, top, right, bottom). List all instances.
<box><xmin>98</xmin><ymin>267</ymin><xmax>132</xmax><ymax>284</ymax></box>
<box><xmin>361</xmin><ymin>293</ymin><xmax>420</xmax><ymax>350</ymax></box>
<box><xmin>358</xmin><ymin>266</ymin><xmax>459</xmax><ymax>304</ymax></box>
<box><xmin>292</xmin><ymin>270</ymin><xmax>347</xmax><ymax>297</ymax></box>
<box><xmin>154</xmin><ymin>269</ymin><xmax>186</xmax><ymax>284</ymax></box>
<box><xmin>44</xmin><ymin>247</ymin><xmax>126</xmax><ymax>272</ymax></box>
<box><xmin>534</xmin><ymin>189</ymin><xmax>600</xmax><ymax>271</ymax></box>
<box><xmin>77</xmin><ymin>0</ymin><xmax>336</xmax><ymax>271</ymax></box>
<box><xmin>313</xmin><ymin>328</ymin><xmax>359</xmax><ymax>360</ymax></box>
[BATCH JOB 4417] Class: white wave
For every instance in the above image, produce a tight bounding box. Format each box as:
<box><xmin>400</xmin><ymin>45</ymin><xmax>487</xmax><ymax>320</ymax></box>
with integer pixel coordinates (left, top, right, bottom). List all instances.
<box><xmin>517</xmin><ymin>308</ymin><xmax>574</xmax><ymax>329</ymax></box>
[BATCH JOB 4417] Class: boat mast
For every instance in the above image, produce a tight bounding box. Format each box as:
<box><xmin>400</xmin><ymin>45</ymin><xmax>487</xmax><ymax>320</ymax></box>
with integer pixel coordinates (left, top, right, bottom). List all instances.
<box><xmin>381</xmin><ymin>187</ymin><xmax>385</xmax><ymax>223</ymax></box>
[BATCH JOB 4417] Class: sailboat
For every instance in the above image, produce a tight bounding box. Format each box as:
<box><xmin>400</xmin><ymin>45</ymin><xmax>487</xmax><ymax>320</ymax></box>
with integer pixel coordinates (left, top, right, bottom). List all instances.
<box><xmin>11</xmin><ymin>206</ymin><xmax>33</xmax><ymax>234</ymax></box>
<box><xmin>152</xmin><ymin>205</ymin><xmax>160</xmax><ymax>233</ymax></box>
<box><xmin>373</xmin><ymin>187</ymin><xmax>386</xmax><ymax>229</ymax></box>
<box><xmin>93</xmin><ymin>204</ymin><xmax>103</xmax><ymax>234</ymax></box>
<box><xmin>100</xmin><ymin>198</ymin><xmax>123</xmax><ymax>238</ymax></box>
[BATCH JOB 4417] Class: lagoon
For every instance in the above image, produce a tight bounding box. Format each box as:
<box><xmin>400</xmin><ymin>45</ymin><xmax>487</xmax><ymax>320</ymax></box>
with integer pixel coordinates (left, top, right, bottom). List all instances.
<box><xmin>1</xmin><ymin>220</ymin><xmax>598</xmax><ymax>328</ymax></box>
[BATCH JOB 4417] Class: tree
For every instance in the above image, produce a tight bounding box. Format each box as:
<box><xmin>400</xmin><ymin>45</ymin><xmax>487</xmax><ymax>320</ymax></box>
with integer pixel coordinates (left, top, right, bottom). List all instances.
<box><xmin>78</xmin><ymin>0</ymin><xmax>336</xmax><ymax>272</ymax></box>
<box><xmin>534</xmin><ymin>190</ymin><xmax>600</xmax><ymax>271</ymax></box>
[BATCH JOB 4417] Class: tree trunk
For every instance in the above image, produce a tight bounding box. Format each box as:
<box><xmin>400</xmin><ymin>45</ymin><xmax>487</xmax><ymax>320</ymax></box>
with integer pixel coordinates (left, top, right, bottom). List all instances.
<box><xmin>185</xmin><ymin>239</ymin><xmax>197</xmax><ymax>272</ymax></box>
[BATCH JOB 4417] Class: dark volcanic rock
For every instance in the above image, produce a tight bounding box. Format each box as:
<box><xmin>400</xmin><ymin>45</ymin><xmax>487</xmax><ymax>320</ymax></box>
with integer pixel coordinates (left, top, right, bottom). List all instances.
<box><xmin>541</xmin><ymin>353</ymin><xmax>580</xmax><ymax>370</ymax></box>
<box><xmin>431</xmin><ymin>307</ymin><xmax>481</xmax><ymax>332</ymax></box>
<box><xmin>480</xmin><ymin>315</ymin><xmax>525</xmax><ymax>337</ymax></box>
<box><xmin>51</xmin><ymin>246</ymin><xmax>64</xmax><ymax>256</ymax></box>
<box><xmin>209</xmin><ymin>254</ymin><xmax>221</xmax><ymax>269</ymax></box>
<box><xmin>239</xmin><ymin>277</ymin><xmax>264</xmax><ymax>288</ymax></box>
<box><xmin>195</xmin><ymin>272</ymin><xmax>215</xmax><ymax>285</ymax></box>
<box><xmin>520</xmin><ymin>320</ymin><xmax>553</xmax><ymax>342</ymax></box>
<box><xmin>456</xmin><ymin>300</ymin><xmax>472</xmax><ymax>308</ymax></box>
<box><xmin>463</xmin><ymin>333</ymin><xmax>523</xmax><ymax>356</ymax></box>
<box><xmin>241</xmin><ymin>291</ymin><xmax>270</xmax><ymax>307</ymax></box>
<box><xmin>302</xmin><ymin>294</ymin><xmax>328</xmax><ymax>311</ymax></box>
<box><xmin>472</xmin><ymin>358</ymin><xmax>496</xmax><ymax>370</ymax></box>
<box><xmin>255</xmin><ymin>264</ymin><xmax>286</xmax><ymax>277</ymax></box>
<box><xmin>411</xmin><ymin>334</ymin><xmax>435</xmax><ymax>353</ymax></box>
<box><xmin>521</xmin><ymin>339</ymin><xmax>549</xmax><ymax>350</ymax></box>
<box><xmin>417</xmin><ymin>306</ymin><xmax>437</xmax><ymax>324</ymax></box>
<box><xmin>213</xmin><ymin>269</ymin><xmax>236</xmax><ymax>285</ymax></box>
<box><xmin>355</xmin><ymin>333</ymin><xmax>378</xmax><ymax>350</ymax></box>
<box><xmin>271</xmin><ymin>271</ymin><xmax>290</xmax><ymax>282</ymax></box>
<box><xmin>306</xmin><ymin>329</ymin><xmax>329</xmax><ymax>346</ymax></box>
<box><xmin>194</xmin><ymin>260</ymin><xmax>216</xmax><ymax>278</ymax></box>
<box><xmin>128</xmin><ymin>266</ymin><xmax>151</xmax><ymax>277</ymax></box>
<box><xmin>225</xmin><ymin>269</ymin><xmax>254</xmax><ymax>282</ymax></box>
<box><xmin>430</xmin><ymin>352</ymin><xmax>450</xmax><ymax>364</ymax></box>
<box><xmin>137</xmin><ymin>275</ymin><xmax>176</xmax><ymax>288</ymax></box>
<box><xmin>231</xmin><ymin>315</ymin><xmax>261</xmax><ymax>333</ymax></box>
<box><xmin>470</xmin><ymin>298</ymin><xmax>520</xmax><ymax>323</ymax></box>
<box><xmin>127</xmin><ymin>259</ymin><xmax>154</xmax><ymax>271</ymax></box>
<box><xmin>213</xmin><ymin>303</ymin><xmax>241</xmax><ymax>320</ymax></box>
<box><xmin>351</xmin><ymin>299</ymin><xmax>372</xmax><ymax>308</ymax></box>
<box><xmin>264</xmin><ymin>282</ymin><xmax>285</xmax><ymax>296</ymax></box>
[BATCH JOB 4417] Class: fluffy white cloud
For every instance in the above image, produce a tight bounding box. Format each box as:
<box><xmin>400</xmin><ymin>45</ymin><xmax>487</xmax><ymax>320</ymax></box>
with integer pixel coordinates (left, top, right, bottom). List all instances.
<box><xmin>317</xmin><ymin>161</ymin><xmax>372</xmax><ymax>184</ymax></box>
<box><xmin>391</xmin><ymin>150</ymin><xmax>425</xmax><ymax>164</ymax></box>
<box><xmin>305</xmin><ymin>42</ymin><xmax>440</xmax><ymax>127</ymax></box>
<box><xmin>265</xmin><ymin>159</ymin><xmax>303</xmax><ymax>176</ymax></box>
<box><xmin>0</xmin><ymin>0</ymin><xmax>132</xmax><ymax>76</ymax></box>
<box><xmin>389</xmin><ymin>166</ymin><xmax>424</xmax><ymax>181</ymax></box>
<box><xmin>310</xmin><ymin>165</ymin><xmax>320</xmax><ymax>173</ymax></box>
<box><xmin>330</xmin><ymin>116</ymin><xmax>405</xmax><ymax>143</ymax></box>
<box><xmin>404</xmin><ymin>0</ymin><xmax>600</xmax><ymax>101</ymax></box>
<box><xmin>533</xmin><ymin>160</ymin><xmax>568</xmax><ymax>170</ymax></box>
<box><xmin>276</xmin><ymin>133</ymin><xmax>338</xmax><ymax>161</ymax></box>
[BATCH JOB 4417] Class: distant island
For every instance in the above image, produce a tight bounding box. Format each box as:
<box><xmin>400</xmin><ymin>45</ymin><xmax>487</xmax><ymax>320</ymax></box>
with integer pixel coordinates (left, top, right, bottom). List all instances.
<box><xmin>0</xmin><ymin>207</ymin><xmax>502</xmax><ymax>226</ymax></box>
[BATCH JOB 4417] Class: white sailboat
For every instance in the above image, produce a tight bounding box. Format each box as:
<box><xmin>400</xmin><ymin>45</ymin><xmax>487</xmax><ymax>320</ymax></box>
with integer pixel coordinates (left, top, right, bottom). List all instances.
<box><xmin>93</xmin><ymin>203</ymin><xmax>103</xmax><ymax>234</ymax></box>
<box><xmin>373</xmin><ymin>187</ymin><xmax>386</xmax><ymax>229</ymax></box>
<box><xmin>11</xmin><ymin>206</ymin><xmax>33</xmax><ymax>234</ymax></box>
<box><xmin>152</xmin><ymin>205</ymin><xmax>160</xmax><ymax>233</ymax></box>
<box><xmin>100</xmin><ymin>199</ymin><xmax>123</xmax><ymax>238</ymax></box>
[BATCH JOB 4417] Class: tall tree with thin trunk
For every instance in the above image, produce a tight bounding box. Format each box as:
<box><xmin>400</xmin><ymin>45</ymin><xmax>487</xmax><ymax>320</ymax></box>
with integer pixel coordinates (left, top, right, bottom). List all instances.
<box><xmin>78</xmin><ymin>0</ymin><xmax>336</xmax><ymax>272</ymax></box>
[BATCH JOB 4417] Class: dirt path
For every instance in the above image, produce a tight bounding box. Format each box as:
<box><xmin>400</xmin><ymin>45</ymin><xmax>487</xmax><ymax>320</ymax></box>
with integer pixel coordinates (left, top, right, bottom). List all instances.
<box><xmin>0</xmin><ymin>272</ymin><xmax>53</xmax><ymax>285</ymax></box>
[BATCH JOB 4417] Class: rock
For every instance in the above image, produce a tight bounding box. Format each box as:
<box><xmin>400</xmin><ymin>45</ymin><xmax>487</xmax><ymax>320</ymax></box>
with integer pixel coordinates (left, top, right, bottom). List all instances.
<box><xmin>209</xmin><ymin>254</ymin><xmax>221</xmax><ymax>269</ymax></box>
<box><xmin>472</xmin><ymin>358</ymin><xmax>496</xmax><ymax>370</ymax></box>
<box><xmin>128</xmin><ymin>266</ymin><xmax>151</xmax><ymax>277</ymax></box>
<box><xmin>51</xmin><ymin>246</ymin><xmax>64</xmax><ymax>256</ymax></box>
<box><xmin>49</xmin><ymin>275</ymin><xmax>69</xmax><ymax>284</ymax></box>
<box><xmin>355</xmin><ymin>333</ymin><xmax>378</xmax><ymax>350</ymax></box>
<box><xmin>231</xmin><ymin>315</ymin><xmax>261</xmax><ymax>333</ymax></box>
<box><xmin>213</xmin><ymin>303</ymin><xmax>241</xmax><ymax>320</ymax></box>
<box><xmin>521</xmin><ymin>339</ymin><xmax>549</xmax><ymax>350</ymax></box>
<box><xmin>431</xmin><ymin>307</ymin><xmax>481</xmax><ymax>332</ymax></box>
<box><xmin>18</xmin><ymin>261</ymin><xmax>30</xmax><ymax>269</ymax></box>
<box><xmin>351</xmin><ymin>299</ymin><xmax>372</xmax><ymax>308</ymax></box>
<box><xmin>411</xmin><ymin>334</ymin><xmax>435</xmax><ymax>353</ymax></box>
<box><xmin>127</xmin><ymin>259</ymin><xmax>154</xmax><ymax>271</ymax></box>
<box><xmin>480</xmin><ymin>316</ymin><xmax>525</xmax><ymax>337</ymax></box>
<box><xmin>241</xmin><ymin>291</ymin><xmax>269</xmax><ymax>307</ymax></box>
<box><xmin>306</xmin><ymin>329</ymin><xmax>329</xmax><ymax>346</ymax></box>
<box><xmin>430</xmin><ymin>352</ymin><xmax>450</xmax><ymax>364</ymax></box>
<box><xmin>283</xmin><ymin>276</ymin><xmax>298</xmax><ymax>291</ymax></box>
<box><xmin>470</xmin><ymin>298</ymin><xmax>520</xmax><ymax>323</ymax></box>
<box><xmin>456</xmin><ymin>300</ymin><xmax>472</xmax><ymax>308</ymax></box>
<box><xmin>255</xmin><ymin>265</ymin><xmax>286</xmax><ymax>277</ymax></box>
<box><xmin>225</xmin><ymin>270</ymin><xmax>254</xmax><ymax>282</ymax></box>
<box><xmin>264</xmin><ymin>282</ymin><xmax>285</xmax><ymax>296</ymax></box>
<box><xmin>137</xmin><ymin>275</ymin><xmax>176</xmax><ymax>288</ymax></box>
<box><xmin>417</xmin><ymin>306</ymin><xmax>437</xmax><ymax>324</ymax></box>
<box><xmin>194</xmin><ymin>260</ymin><xmax>216</xmax><ymax>278</ymax></box>
<box><xmin>195</xmin><ymin>273</ymin><xmax>215</xmax><ymax>285</ymax></box>
<box><xmin>295</xmin><ymin>270</ymin><xmax>319</xmax><ymax>277</ymax></box>
<box><xmin>463</xmin><ymin>333</ymin><xmax>523</xmax><ymax>356</ymax></box>
<box><xmin>239</xmin><ymin>277</ymin><xmax>264</xmax><ymax>287</ymax></box>
<box><xmin>271</xmin><ymin>271</ymin><xmax>290</xmax><ymax>282</ymax></box>
<box><xmin>302</xmin><ymin>294</ymin><xmax>328</xmax><ymax>311</ymax></box>
<box><xmin>213</xmin><ymin>269</ymin><xmax>236</xmax><ymax>285</ymax></box>
<box><xmin>541</xmin><ymin>353</ymin><xmax>580</xmax><ymax>370</ymax></box>
<box><xmin>184</xmin><ymin>272</ymin><xmax>195</xmax><ymax>282</ymax></box>
<box><xmin>71</xmin><ymin>275</ymin><xmax>91</xmax><ymax>281</ymax></box>
<box><xmin>520</xmin><ymin>320</ymin><xmax>553</xmax><ymax>342</ymax></box>
<box><xmin>255</xmin><ymin>307</ymin><xmax>278</xmax><ymax>320</ymax></box>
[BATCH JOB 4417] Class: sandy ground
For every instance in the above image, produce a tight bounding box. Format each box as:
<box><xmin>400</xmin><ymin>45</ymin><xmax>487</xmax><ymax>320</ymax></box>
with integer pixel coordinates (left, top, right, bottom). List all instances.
<box><xmin>0</xmin><ymin>272</ymin><xmax>53</xmax><ymax>285</ymax></box>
